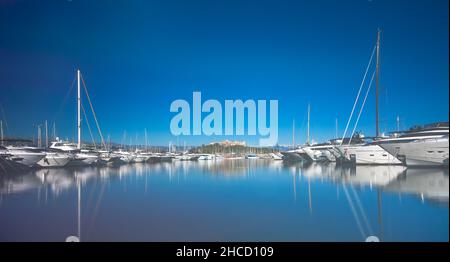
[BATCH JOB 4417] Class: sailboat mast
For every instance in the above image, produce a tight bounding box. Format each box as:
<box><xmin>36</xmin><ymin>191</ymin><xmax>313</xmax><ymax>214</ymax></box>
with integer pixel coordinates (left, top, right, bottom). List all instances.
<box><xmin>77</xmin><ymin>69</ymin><xmax>81</xmax><ymax>149</ymax></box>
<box><xmin>292</xmin><ymin>118</ymin><xmax>295</xmax><ymax>149</ymax></box>
<box><xmin>37</xmin><ymin>124</ymin><xmax>42</xmax><ymax>148</ymax></box>
<box><xmin>335</xmin><ymin>118</ymin><xmax>338</xmax><ymax>139</ymax></box>
<box><xmin>52</xmin><ymin>122</ymin><xmax>56</xmax><ymax>140</ymax></box>
<box><xmin>375</xmin><ymin>29</ymin><xmax>381</xmax><ymax>137</ymax></box>
<box><xmin>307</xmin><ymin>104</ymin><xmax>310</xmax><ymax>145</ymax></box>
<box><xmin>45</xmin><ymin>120</ymin><xmax>48</xmax><ymax>148</ymax></box>
<box><xmin>144</xmin><ymin>128</ymin><xmax>148</xmax><ymax>151</ymax></box>
<box><xmin>0</xmin><ymin>120</ymin><xmax>3</xmax><ymax>146</ymax></box>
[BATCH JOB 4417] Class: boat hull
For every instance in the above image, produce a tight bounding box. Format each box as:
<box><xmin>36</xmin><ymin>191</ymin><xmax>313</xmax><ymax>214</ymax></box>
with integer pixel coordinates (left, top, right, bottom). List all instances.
<box><xmin>337</xmin><ymin>144</ymin><xmax>402</xmax><ymax>165</ymax></box>
<box><xmin>7</xmin><ymin>151</ymin><xmax>46</xmax><ymax>167</ymax></box>
<box><xmin>67</xmin><ymin>153</ymin><xmax>99</xmax><ymax>166</ymax></box>
<box><xmin>37</xmin><ymin>153</ymin><xmax>72</xmax><ymax>167</ymax></box>
<box><xmin>380</xmin><ymin>138</ymin><xmax>449</xmax><ymax>167</ymax></box>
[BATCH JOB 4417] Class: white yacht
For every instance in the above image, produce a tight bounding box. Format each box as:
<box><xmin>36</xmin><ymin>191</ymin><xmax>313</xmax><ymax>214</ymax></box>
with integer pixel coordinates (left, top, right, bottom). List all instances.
<box><xmin>1</xmin><ymin>145</ymin><xmax>34</xmax><ymax>172</ymax></box>
<box><xmin>97</xmin><ymin>150</ymin><xmax>121</xmax><ymax>165</ymax></box>
<box><xmin>72</xmin><ymin>150</ymin><xmax>99</xmax><ymax>166</ymax></box>
<box><xmin>0</xmin><ymin>146</ymin><xmax>10</xmax><ymax>161</ymax></box>
<box><xmin>37</xmin><ymin>150</ymin><xmax>73</xmax><ymax>168</ymax></box>
<box><xmin>198</xmin><ymin>154</ymin><xmax>214</xmax><ymax>160</ymax></box>
<box><xmin>5</xmin><ymin>146</ymin><xmax>46</xmax><ymax>167</ymax></box>
<box><xmin>336</xmin><ymin>143</ymin><xmax>403</xmax><ymax>165</ymax></box>
<box><xmin>270</xmin><ymin>152</ymin><xmax>283</xmax><ymax>161</ymax></box>
<box><xmin>374</xmin><ymin>122</ymin><xmax>449</xmax><ymax>166</ymax></box>
<box><xmin>114</xmin><ymin>150</ymin><xmax>135</xmax><ymax>163</ymax></box>
<box><xmin>138</xmin><ymin>151</ymin><xmax>153</xmax><ymax>162</ymax></box>
<box><xmin>174</xmin><ymin>154</ymin><xmax>199</xmax><ymax>161</ymax></box>
<box><xmin>245</xmin><ymin>154</ymin><xmax>259</xmax><ymax>159</ymax></box>
<box><xmin>133</xmin><ymin>153</ymin><xmax>148</xmax><ymax>163</ymax></box>
<box><xmin>301</xmin><ymin>143</ymin><xmax>336</xmax><ymax>162</ymax></box>
<box><xmin>281</xmin><ymin>148</ymin><xmax>306</xmax><ymax>162</ymax></box>
<box><xmin>49</xmin><ymin>140</ymin><xmax>99</xmax><ymax>166</ymax></box>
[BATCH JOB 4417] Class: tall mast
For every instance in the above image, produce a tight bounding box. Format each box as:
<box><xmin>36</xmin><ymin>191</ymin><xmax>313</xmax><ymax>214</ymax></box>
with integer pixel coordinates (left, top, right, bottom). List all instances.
<box><xmin>375</xmin><ymin>29</ymin><xmax>381</xmax><ymax>137</ymax></box>
<box><xmin>45</xmin><ymin>120</ymin><xmax>48</xmax><ymax>148</ymax></box>
<box><xmin>144</xmin><ymin>128</ymin><xmax>148</xmax><ymax>151</ymax></box>
<box><xmin>37</xmin><ymin>124</ymin><xmax>42</xmax><ymax>148</ymax></box>
<box><xmin>396</xmin><ymin>116</ymin><xmax>400</xmax><ymax>132</ymax></box>
<box><xmin>335</xmin><ymin>118</ymin><xmax>338</xmax><ymax>139</ymax></box>
<box><xmin>292</xmin><ymin>118</ymin><xmax>295</xmax><ymax>149</ymax></box>
<box><xmin>307</xmin><ymin>104</ymin><xmax>310</xmax><ymax>145</ymax></box>
<box><xmin>0</xmin><ymin>120</ymin><xmax>3</xmax><ymax>146</ymax></box>
<box><xmin>52</xmin><ymin>122</ymin><xmax>56</xmax><ymax>140</ymax></box>
<box><xmin>77</xmin><ymin>69</ymin><xmax>81</xmax><ymax>149</ymax></box>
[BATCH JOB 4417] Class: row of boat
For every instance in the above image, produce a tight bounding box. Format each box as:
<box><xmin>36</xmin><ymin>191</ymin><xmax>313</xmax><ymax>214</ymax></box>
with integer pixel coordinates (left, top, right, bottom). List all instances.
<box><xmin>285</xmin><ymin>122</ymin><xmax>448</xmax><ymax>166</ymax></box>
<box><xmin>0</xmin><ymin>139</ymin><xmax>286</xmax><ymax>172</ymax></box>
<box><xmin>1</xmin><ymin>30</ymin><xmax>447</xmax><ymax>170</ymax></box>
<box><xmin>0</xmin><ymin>140</ymin><xmax>161</xmax><ymax>170</ymax></box>
<box><xmin>284</xmin><ymin>30</ymin><xmax>448</xmax><ymax>167</ymax></box>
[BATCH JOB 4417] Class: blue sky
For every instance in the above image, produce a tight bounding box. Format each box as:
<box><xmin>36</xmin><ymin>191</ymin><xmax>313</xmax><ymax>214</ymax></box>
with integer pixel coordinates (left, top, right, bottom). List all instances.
<box><xmin>0</xmin><ymin>0</ymin><xmax>448</xmax><ymax>146</ymax></box>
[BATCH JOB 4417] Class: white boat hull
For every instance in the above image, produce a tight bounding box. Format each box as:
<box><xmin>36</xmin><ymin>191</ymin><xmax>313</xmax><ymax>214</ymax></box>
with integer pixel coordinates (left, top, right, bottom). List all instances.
<box><xmin>337</xmin><ymin>144</ymin><xmax>402</xmax><ymax>165</ymax></box>
<box><xmin>380</xmin><ymin>138</ymin><xmax>449</xmax><ymax>166</ymax></box>
<box><xmin>119</xmin><ymin>155</ymin><xmax>135</xmax><ymax>163</ymax></box>
<box><xmin>133</xmin><ymin>156</ymin><xmax>147</xmax><ymax>163</ymax></box>
<box><xmin>6</xmin><ymin>150</ymin><xmax>46</xmax><ymax>167</ymax></box>
<box><xmin>37</xmin><ymin>153</ymin><xmax>72</xmax><ymax>167</ymax></box>
<box><xmin>68</xmin><ymin>153</ymin><xmax>99</xmax><ymax>166</ymax></box>
<box><xmin>198</xmin><ymin>155</ymin><xmax>214</xmax><ymax>160</ymax></box>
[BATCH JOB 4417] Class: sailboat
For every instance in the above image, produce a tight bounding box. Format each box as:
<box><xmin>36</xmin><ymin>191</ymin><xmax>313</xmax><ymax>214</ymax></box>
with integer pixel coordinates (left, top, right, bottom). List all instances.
<box><xmin>49</xmin><ymin>70</ymin><xmax>102</xmax><ymax>166</ymax></box>
<box><xmin>289</xmin><ymin>104</ymin><xmax>336</xmax><ymax>162</ymax></box>
<box><xmin>336</xmin><ymin>29</ymin><xmax>402</xmax><ymax>165</ymax></box>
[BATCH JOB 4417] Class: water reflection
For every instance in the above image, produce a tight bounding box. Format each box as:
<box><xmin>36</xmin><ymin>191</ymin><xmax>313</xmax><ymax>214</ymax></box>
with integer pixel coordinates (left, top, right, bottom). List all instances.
<box><xmin>1</xmin><ymin>161</ymin><xmax>447</xmax><ymax>205</ymax></box>
<box><xmin>385</xmin><ymin>168</ymin><xmax>449</xmax><ymax>204</ymax></box>
<box><xmin>0</xmin><ymin>160</ymin><xmax>448</xmax><ymax>241</ymax></box>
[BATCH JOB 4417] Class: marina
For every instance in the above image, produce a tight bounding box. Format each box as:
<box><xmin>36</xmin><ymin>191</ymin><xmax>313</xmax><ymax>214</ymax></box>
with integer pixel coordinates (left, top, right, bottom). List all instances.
<box><xmin>0</xmin><ymin>28</ymin><xmax>448</xmax><ymax>172</ymax></box>
<box><xmin>0</xmin><ymin>0</ymin><xmax>448</xmax><ymax>244</ymax></box>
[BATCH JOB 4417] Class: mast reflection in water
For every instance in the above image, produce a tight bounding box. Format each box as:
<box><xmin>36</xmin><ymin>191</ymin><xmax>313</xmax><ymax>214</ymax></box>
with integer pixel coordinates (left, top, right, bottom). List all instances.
<box><xmin>0</xmin><ymin>160</ymin><xmax>448</xmax><ymax>241</ymax></box>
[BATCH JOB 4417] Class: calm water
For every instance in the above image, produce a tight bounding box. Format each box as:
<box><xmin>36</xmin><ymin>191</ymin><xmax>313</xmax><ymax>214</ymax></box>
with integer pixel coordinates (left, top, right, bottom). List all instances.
<box><xmin>0</xmin><ymin>160</ymin><xmax>448</xmax><ymax>242</ymax></box>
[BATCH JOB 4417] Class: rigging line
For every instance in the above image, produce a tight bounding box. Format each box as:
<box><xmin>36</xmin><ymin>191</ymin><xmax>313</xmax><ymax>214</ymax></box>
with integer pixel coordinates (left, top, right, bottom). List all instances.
<box><xmin>80</xmin><ymin>74</ymin><xmax>107</xmax><ymax>150</ymax></box>
<box><xmin>81</xmin><ymin>103</ymin><xmax>96</xmax><ymax>149</ymax></box>
<box><xmin>299</xmin><ymin>110</ymin><xmax>307</xmax><ymax>144</ymax></box>
<box><xmin>53</xmin><ymin>76</ymin><xmax>76</xmax><ymax>123</ymax></box>
<box><xmin>350</xmin><ymin>184</ymin><xmax>374</xmax><ymax>236</ymax></box>
<box><xmin>342</xmin><ymin>183</ymin><xmax>366</xmax><ymax>240</ymax></box>
<box><xmin>348</xmin><ymin>70</ymin><xmax>376</xmax><ymax>145</ymax></box>
<box><xmin>340</xmin><ymin>45</ymin><xmax>376</xmax><ymax>145</ymax></box>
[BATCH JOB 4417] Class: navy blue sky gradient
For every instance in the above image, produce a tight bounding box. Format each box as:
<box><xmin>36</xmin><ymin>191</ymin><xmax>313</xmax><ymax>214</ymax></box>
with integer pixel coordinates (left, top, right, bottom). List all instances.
<box><xmin>0</xmin><ymin>0</ymin><xmax>448</xmax><ymax>146</ymax></box>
